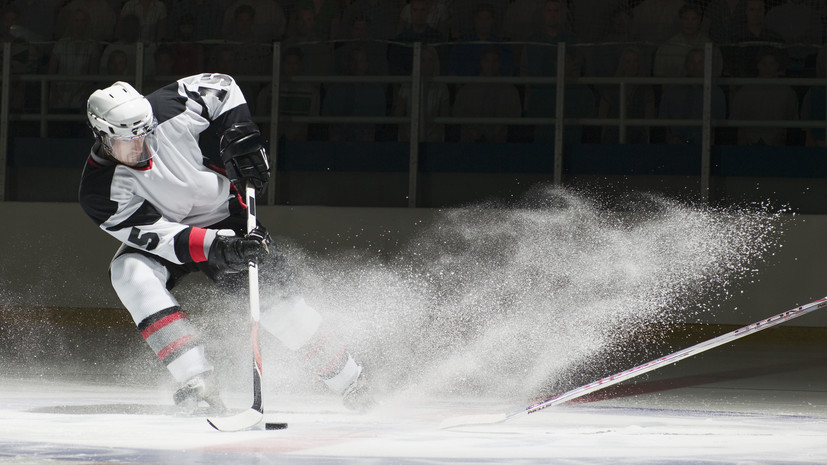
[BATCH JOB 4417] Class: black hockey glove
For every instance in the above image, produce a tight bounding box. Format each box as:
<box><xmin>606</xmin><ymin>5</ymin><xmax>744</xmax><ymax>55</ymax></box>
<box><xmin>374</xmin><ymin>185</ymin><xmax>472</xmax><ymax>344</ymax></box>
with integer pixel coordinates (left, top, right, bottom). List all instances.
<box><xmin>207</xmin><ymin>227</ymin><xmax>271</xmax><ymax>274</ymax></box>
<box><xmin>219</xmin><ymin>122</ymin><xmax>271</xmax><ymax>192</ymax></box>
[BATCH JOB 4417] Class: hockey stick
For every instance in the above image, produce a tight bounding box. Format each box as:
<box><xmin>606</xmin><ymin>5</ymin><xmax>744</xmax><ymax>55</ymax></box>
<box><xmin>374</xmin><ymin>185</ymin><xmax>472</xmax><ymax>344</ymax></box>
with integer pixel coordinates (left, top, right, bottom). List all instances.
<box><xmin>207</xmin><ymin>184</ymin><xmax>264</xmax><ymax>432</ymax></box>
<box><xmin>440</xmin><ymin>295</ymin><xmax>827</xmax><ymax>429</ymax></box>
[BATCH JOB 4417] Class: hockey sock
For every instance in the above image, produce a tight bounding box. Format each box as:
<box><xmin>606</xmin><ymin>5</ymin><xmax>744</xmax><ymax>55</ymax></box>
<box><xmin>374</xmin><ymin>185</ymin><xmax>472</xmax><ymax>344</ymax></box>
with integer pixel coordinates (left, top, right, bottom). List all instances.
<box><xmin>137</xmin><ymin>306</ymin><xmax>213</xmax><ymax>383</ymax></box>
<box><xmin>299</xmin><ymin>327</ymin><xmax>361</xmax><ymax>394</ymax></box>
<box><xmin>260</xmin><ymin>296</ymin><xmax>361</xmax><ymax>394</ymax></box>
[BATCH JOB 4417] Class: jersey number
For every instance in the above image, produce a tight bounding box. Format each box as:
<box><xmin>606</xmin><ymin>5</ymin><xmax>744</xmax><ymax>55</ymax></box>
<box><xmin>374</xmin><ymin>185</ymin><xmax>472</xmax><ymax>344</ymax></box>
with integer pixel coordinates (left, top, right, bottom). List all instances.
<box><xmin>129</xmin><ymin>228</ymin><xmax>160</xmax><ymax>251</ymax></box>
<box><xmin>198</xmin><ymin>74</ymin><xmax>231</xmax><ymax>102</ymax></box>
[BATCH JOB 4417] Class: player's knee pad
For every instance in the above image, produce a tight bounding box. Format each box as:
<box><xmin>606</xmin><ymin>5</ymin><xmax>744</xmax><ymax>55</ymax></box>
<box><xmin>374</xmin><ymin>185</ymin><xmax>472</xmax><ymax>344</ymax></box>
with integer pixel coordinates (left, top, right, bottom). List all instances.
<box><xmin>110</xmin><ymin>252</ymin><xmax>179</xmax><ymax>324</ymax></box>
<box><xmin>259</xmin><ymin>296</ymin><xmax>322</xmax><ymax>351</ymax></box>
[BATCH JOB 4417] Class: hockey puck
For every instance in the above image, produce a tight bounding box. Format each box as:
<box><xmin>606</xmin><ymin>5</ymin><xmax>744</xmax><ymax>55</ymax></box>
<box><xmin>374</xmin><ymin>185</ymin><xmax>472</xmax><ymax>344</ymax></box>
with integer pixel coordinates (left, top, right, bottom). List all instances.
<box><xmin>265</xmin><ymin>422</ymin><xmax>288</xmax><ymax>430</ymax></box>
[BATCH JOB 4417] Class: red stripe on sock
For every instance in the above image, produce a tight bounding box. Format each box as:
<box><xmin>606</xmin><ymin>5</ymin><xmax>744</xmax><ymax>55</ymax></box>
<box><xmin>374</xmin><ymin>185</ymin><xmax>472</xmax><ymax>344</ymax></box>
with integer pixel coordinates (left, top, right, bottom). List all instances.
<box><xmin>141</xmin><ymin>312</ymin><xmax>186</xmax><ymax>339</ymax></box>
<box><xmin>188</xmin><ymin>227</ymin><xmax>208</xmax><ymax>262</ymax></box>
<box><xmin>157</xmin><ymin>334</ymin><xmax>194</xmax><ymax>361</ymax></box>
<box><xmin>316</xmin><ymin>346</ymin><xmax>346</xmax><ymax>378</ymax></box>
<box><xmin>301</xmin><ymin>329</ymin><xmax>331</xmax><ymax>361</ymax></box>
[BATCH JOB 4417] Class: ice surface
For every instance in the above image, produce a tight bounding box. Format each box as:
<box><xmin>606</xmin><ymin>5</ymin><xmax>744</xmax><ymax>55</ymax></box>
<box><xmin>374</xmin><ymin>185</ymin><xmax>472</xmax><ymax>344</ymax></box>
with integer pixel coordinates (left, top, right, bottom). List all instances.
<box><xmin>2</xmin><ymin>365</ymin><xmax>827</xmax><ymax>465</ymax></box>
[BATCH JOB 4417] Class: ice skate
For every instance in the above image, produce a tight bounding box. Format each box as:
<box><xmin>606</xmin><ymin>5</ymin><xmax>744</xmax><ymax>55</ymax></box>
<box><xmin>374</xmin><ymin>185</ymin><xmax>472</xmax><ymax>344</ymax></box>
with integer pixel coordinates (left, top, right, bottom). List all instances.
<box><xmin>173</xmin><ymin>372</ymin><xmax>226</xmax><ymax>416</ymax></box>
<box><xmin>342</xmin><ymin>368</ymin><xmax>375</xmax><ymax>413</ymax></box>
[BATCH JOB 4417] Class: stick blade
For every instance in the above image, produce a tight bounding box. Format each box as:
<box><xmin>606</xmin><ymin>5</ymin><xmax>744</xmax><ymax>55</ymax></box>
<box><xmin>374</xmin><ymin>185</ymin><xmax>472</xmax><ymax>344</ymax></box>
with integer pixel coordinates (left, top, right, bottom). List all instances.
<box><xmin>439</xmin><ymin>413</ymin><xmax>508</xmax><ymax>430</ymax></box>
<box><xmin>207</xmin><ymin>408</ymin><xmax>264</xmax><ymax>432</ymax></box>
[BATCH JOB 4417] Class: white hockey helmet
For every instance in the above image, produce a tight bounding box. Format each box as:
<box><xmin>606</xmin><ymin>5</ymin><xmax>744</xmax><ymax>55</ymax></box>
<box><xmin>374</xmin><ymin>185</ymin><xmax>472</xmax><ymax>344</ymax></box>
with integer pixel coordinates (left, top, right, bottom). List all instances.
<box><xmin>87</xmin><ymin>81</ymin><xmax>158</xmax><ymax>166</ymax></box>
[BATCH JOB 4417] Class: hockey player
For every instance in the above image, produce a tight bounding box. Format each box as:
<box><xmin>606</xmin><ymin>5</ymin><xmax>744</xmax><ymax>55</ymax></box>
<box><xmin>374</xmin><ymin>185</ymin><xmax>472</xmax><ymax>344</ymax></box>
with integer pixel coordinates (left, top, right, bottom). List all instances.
<box><xmin>79</xmin><ymin>74</ymin><xmax>371</xmax><ymax>414</ymax></box>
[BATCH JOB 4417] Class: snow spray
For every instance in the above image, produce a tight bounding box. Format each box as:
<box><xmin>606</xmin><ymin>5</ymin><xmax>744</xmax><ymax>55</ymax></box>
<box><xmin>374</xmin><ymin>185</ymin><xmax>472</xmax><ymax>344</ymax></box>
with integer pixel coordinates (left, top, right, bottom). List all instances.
<box><xmin>214</xmin><ymin>186</ymin><xmax>786</xmax><ymax>402</ymax></box>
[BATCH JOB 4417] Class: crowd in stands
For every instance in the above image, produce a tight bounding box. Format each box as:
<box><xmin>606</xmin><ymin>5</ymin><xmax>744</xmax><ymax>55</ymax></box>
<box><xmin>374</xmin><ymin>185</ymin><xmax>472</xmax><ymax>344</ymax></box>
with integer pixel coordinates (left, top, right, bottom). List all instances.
<box><xmin>2</xmin><ymin>0</ymin><xmax>827</xmax><ymax>146</ymax></box>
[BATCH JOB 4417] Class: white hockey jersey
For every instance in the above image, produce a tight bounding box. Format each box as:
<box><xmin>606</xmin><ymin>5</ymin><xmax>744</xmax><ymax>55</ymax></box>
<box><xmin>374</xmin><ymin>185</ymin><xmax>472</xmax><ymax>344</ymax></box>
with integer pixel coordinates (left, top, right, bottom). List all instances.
<box><xmin>79</xmin><ymin>73</ymin><xmax>255</xmax><ymax>265</ymax></box>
